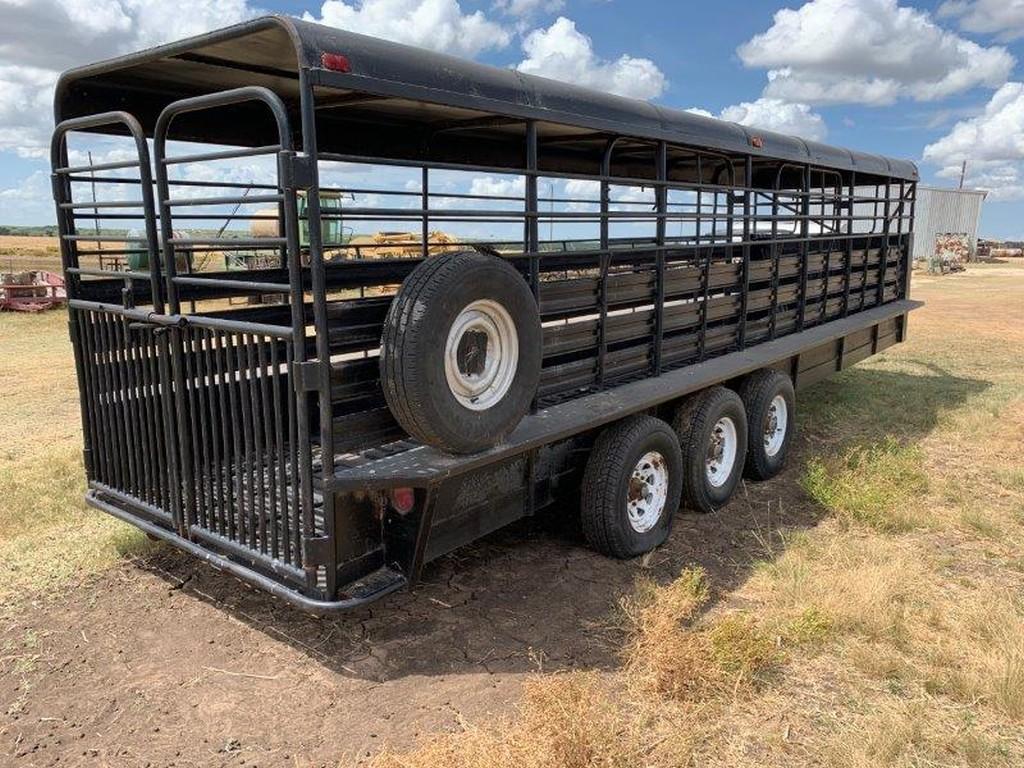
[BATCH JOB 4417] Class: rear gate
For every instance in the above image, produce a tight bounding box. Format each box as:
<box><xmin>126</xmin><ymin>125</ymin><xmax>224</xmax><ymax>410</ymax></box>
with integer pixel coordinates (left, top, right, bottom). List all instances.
<box><xmin>52</xmin><ymin>91</ymin><xmax>326</xmax><ymax>593</ymax></box>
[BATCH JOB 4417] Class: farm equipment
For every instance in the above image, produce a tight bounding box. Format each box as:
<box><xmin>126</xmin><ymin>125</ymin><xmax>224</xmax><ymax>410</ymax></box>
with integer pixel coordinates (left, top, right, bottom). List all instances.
<box><xmin>0</xmin><ymin>271</ymin><xmax>66</xmax><ymax>312</ymax></box>
<box><xmin>51</xmin><ymin>16</ymin><xmax>919</xmax><ymax>613</ymax></box>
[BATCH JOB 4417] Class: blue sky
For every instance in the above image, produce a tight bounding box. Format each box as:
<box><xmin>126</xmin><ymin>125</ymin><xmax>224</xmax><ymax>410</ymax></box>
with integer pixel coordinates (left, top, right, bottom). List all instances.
<box><xmin>2</xmin><ymin>0</ymin><xmax>1023</xmax><ymax>238</ymax></box>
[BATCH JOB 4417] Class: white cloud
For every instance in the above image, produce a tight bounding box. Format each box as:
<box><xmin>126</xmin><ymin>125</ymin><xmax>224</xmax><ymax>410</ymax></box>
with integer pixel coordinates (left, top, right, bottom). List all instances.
<box><xmin>0</xmin><ymin>170</ymin><xmax>56</xmax><ymax>225</ymax></box>
<box><xmin>304</xmin><ymin>0</ymin><xmax>511</xmax><ymax>58</ymax></box>
<box><xmin>720</xmin><ymin>98</ymin><xmax>827</xmax><ymax>141</ymax></box>
<box><xmin>469</xmin><ymin>176</ymin><xmax>525</xmax><ymax>197</ymax></box>
<box><xmin>493</xmin><ymin>0</ymin><xmax>563</xmax><ymax>18</ymax></box>
<box><xmin>738</xmin><ymin>0</ymin><xmax>1014</xmax><ymax>106</ymax></box>
<box><xmin>939</xmin><ymin>0</ymin><xmax>1024</xmax><ymax>42</ymax></box>
<box><xmin>923</xmin><ymin>82</ymin><xmax>1024</xmax><ymax>199</ymax></box>
<box><xmin>0</xmin><ymin>0</ymin><xmax>259</xmax><ymax>158</ymax></box>
<box><xmin>516</xmin><ymin>17</ymin><xmax>666</xmax><ymax>101</ymax></box>
<box><xmin>686</xmin><ymin>99</ymin><xmax>827</xmax><ymax>142</ymax></box>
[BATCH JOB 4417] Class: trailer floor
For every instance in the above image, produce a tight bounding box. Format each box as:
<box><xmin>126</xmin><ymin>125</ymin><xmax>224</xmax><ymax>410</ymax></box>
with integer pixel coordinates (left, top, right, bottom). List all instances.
<box><xmin>3</xmin><ymin>263</ymin><xmax>1024</xmax><ymax>767</ymax></box>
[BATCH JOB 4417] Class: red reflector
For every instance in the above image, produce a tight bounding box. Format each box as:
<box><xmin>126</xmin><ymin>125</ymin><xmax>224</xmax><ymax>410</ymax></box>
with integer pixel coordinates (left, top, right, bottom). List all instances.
<box><xmin>321</xmin><ymin>52</ymin><xmax>351</xmax><ymax>73</ymax></box>
<box><xmin>390</xmin><ymin>487</ymin><xmax>416</xmax><ymax>515</ymax></box>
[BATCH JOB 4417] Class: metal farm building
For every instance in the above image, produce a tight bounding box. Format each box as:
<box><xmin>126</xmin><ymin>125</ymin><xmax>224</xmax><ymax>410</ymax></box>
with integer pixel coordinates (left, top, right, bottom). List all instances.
<box><xmin>911</xmin><ymin>186</ymin><xmax>987</xmax><ymax>263</ymax></box>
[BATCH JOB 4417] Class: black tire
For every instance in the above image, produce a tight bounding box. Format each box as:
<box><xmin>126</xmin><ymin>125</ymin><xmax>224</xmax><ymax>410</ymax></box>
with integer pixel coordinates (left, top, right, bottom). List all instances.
<box><xmin>379</xmin><ymin>251</ymin><xmax>542</xmax><ymax>454</ymax></box>
<box><xmin>738</xmin><ymin>369</ymin><xmax>795</xmax><ymax>481</ymax></box>
<box><xmin>672</xmin><ymin>386</ymin><xmax>748</xmax><ymax>514</ymax></box>
<box><xmin>580</xmin><ymin>415</ymin><xmax>683</xmax><ymax>559</ymax></box>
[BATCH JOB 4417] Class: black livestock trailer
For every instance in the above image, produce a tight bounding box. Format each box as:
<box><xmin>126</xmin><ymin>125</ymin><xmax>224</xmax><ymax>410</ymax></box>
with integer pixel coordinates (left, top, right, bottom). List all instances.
<box><xmin>50</xmin><ymin>15</ymin><xmax>920</xmax><ymax>613</ymax></box>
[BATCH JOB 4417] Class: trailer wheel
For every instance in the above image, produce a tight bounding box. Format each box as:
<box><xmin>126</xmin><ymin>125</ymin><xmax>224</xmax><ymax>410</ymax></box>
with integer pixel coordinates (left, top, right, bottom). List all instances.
<box><xmin>673</xmin><ymin>387</ymin><xmax>748</xmax><ymax>514</ymax></box>
<box><xmin>738</xmin><ymin>369</ymin><xmax>795</xmax><ymax>480</ymax></box>
<box><xmin>580</xmin><ymin>415</ymin><xmax>683</xmax><ymax>559</ymax></box>
<box><xmin>379</xmin><ymin>251</ymin><xmax>542</xmax><ymax>454</ymax></box>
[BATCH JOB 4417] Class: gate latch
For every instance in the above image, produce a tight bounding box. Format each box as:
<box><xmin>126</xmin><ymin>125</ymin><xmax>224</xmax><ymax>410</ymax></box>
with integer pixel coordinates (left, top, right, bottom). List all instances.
<box><xmin>302</xmin><ymin>535</ymin><xmax>332</xmax><ymax>566</ymax></box>
<box><xmin>279</xmin><ymin>152</ymin><xmax>315</xmax><ymax>191</ymax></box>
<box><xmin>292</xmin><ymin>360</ymin><xmax>327</xmax><ymax>393</ymax></box>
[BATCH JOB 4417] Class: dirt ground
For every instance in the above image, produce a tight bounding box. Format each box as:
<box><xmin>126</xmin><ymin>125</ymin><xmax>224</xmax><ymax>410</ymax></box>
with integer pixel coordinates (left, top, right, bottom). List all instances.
<box><xmin>3</xmin><ymin>468</ymin><xmax>809</xmax><ymax>766</ymax></box>
<box><xmin>2</xmin><ymin>260</ymin><xmax>1023</xmax><ymax>767</ymax></box>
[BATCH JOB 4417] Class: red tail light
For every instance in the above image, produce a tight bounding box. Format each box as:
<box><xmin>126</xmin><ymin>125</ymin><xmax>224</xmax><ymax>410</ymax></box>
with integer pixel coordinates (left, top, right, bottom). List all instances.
<box><xmin>321</xmin><ymin>52</ymin><xmax>351</xmax><ymax>73</ymax></box>
<box><xmin>390</xmin><ymin>487</ymin><xmax>416</xmax><ymax>515</ymax></box>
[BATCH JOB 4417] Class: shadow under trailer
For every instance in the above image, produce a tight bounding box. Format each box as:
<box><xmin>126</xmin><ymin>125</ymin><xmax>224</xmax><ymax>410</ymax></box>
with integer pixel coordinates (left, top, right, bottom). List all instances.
<box><xmin>51</xmin><ymin>16</ymin><xmax>920</xmax><ymax>613</ymax></box>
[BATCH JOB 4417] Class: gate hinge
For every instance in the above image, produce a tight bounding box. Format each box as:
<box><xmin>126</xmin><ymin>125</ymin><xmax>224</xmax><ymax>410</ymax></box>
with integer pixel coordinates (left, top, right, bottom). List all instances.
<box><xmin>292</xmin><ymin>360</ymin><xmax>327</xmax><ymax>393</ymax></box>
<box><xmin>279</xmin><ymin>152</ymin><xmax>315</xmax><ymax>191</ymax></box>
<box><xmin>301</xmin><ymin>535</ymin><xmax>332</xmax><ymax>566</ymax></box>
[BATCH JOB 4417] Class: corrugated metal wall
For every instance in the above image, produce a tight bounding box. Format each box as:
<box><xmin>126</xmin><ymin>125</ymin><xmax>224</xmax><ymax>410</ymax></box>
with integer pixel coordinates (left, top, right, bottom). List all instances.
<box><xmin>911</xmin><ymin>187</ymin><xmax>986</xmax><ymax>262</ymax></box>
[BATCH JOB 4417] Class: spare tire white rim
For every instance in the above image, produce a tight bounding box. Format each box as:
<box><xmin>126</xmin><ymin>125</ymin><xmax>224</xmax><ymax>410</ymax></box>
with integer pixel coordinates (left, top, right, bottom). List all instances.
<box><xmin>627</xmin><ymin>451</ymin><xmax>669</xmax><ymax>533</ymax></box>
<box><xmin>706</xmin><ymin>416</ymin><xmax>738</xmax><ymax>488</ymax></box>
<box><xmin>444</xmin><ymin>298</ymin><xmax>519</xmax><ymax>411</ymax></box>
<box><xmin>764</xmin><ymin>395</ymin><xmax>788</xmax><ymax>458</ymax></box>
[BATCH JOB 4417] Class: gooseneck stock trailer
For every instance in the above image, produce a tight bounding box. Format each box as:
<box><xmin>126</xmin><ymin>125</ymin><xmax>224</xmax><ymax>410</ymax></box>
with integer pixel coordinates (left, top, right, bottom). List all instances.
<box><xmin>51</xmin><ymin>16</ymin><xmax>920</xmax><ymax>613</ymax></box>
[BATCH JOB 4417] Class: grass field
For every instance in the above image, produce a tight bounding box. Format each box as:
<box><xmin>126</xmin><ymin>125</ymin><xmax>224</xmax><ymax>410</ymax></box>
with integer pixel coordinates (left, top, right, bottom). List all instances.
<box><xmin>1</xmin><ymin>260</ymin><xmax>1022</xmax><ymax>765</ymax></box>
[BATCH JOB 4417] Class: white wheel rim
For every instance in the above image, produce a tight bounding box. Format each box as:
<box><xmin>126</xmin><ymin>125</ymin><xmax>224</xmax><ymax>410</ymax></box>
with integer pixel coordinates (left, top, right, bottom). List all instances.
<box><xmin>706</xmin><ymin>417</ymin><xmax>738</xmax><ymax>488</ymax></box>
<box><xmin>626</xmin><ymin>451</ymin><xmax>670</xmax><ymax>533</ymax></box>
<box><xmin>444</xmin><ymin>299</ymin><xmax>519</xmax><ymax>411</ymax></box>
<box><xmin>764</xmin><ymin>395</ymin><xmax>788</xmax><ymax>458</ymax></box>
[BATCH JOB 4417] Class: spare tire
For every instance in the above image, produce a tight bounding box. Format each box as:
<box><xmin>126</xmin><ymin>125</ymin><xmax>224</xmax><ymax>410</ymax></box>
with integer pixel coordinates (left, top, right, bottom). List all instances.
<box><xmin>379</xmin><ymin>251</ymin><xmax>542</xmax><ymax>454</ymax></box>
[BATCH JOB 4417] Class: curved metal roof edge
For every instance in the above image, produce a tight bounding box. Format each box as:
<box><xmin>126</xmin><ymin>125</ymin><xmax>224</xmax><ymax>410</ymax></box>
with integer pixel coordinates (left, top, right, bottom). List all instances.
<box><xmin>54</xmin><ymin>14</ymin><xmax>919</xmax><ymax>181</ymax></box>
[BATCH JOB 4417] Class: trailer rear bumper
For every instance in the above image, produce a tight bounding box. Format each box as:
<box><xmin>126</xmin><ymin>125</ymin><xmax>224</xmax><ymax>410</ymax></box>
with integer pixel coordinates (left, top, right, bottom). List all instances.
<box><xmin>86</xmin><ymin>489</ymin><xmax>407</xmax><ymax>615</ymax></box>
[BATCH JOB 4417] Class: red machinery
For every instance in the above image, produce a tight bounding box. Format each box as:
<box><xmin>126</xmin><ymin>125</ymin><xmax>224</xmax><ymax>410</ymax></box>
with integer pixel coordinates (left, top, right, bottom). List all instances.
<box><xmin>0</xmin><ymin>271</ymin><xmax>67</xmax><ymax>312</ymax></box>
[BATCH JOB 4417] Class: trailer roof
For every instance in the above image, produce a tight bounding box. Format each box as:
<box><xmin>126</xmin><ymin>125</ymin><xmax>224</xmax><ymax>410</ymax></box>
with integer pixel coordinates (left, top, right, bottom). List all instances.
<box><xmin>55</xmin><ymin>15</ymin><xmax>918</xmax><ymax>181</ymax></box>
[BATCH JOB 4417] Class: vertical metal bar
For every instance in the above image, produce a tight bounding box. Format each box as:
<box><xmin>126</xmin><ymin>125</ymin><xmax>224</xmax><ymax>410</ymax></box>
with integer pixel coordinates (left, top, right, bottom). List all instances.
<box><xmin>698</xmin><ymin>183</ymin><xmax>715</xmax><ymax>361</ymax></box>
<box><xmin>797</xmin><ymin>165</ymin><xmax>811</xmax><ymax>330</ymax></box>
<box><xmin>877</xmin><ymin>177</ymin><xmax>893</xmax><ymax>307</ymax></box>
<box><xmin>843</xmin><ymin>171</ymin><xmax>856</xmax><ymax>317</ymax></box>
<box><xmin>224</xmin><ymin>332</ymin><xmax>244</xmax><ymax>541</ymax></box>
<box><xmin>286</xmin><ymin>343</ymin><xmax>301</xmax><ymax>565</ymax></box>
<box><xmin>904</xmin><ymin>182</ymin><xmax>917</xmax><ymax>300</ymax></box>
<box><xmin>421</xmin><ymin>167</ymin><xmax>430</xmax><ymax>259</ymax></box>
<box><xmin>213</xmin><ymin>330</ymin><xmax>234</xmax><ymax>537</ymax></box>
<box><xmin>233</xmin><ymin>333</ymin><xmax>256</xmax><ymax>548</ymax></box>
<box><xmin>819</xmin><ymin>172</ymin><xmax>832</xmax><ymax>324</ymax></box>
<box><xmin>654</xmin><ymin>141</ymin><xmax>667</xmax><ymax>375</ymax></box>
<box><xmin>92</xmin><ymin>315</ymin><xmax>118</xmax><ymax>489</ymax></box>
<box><xmin>183</xmin><ymin>329</ymin><xmax>205</xmax><ymax>528</ymax></box>
<box><xmin>194</xmin><ymin>331</ymin><xmax>215</xmax><ymax>530</ymax></box>
<box><xmin>769</xmin><ymin>170</ymin><xmax>781</xmax><ymax>340</ymax></box>
<box><xmin>77</xmin><ymin>312</ymin><xmax>105</xmax><ymax>484</ymax></box>
<box><xmin>127</xmin><ymin>324</ymin><xmax>154</xmax><ymax>506</ymax></box>
<box><xmin>525</xmin><ymin>121</ymin><xmax>541</xmax><ymax>411</ymax></box>
<box><xmin>695</xmin><ymin>155</ymin><xmax>703</xmax><ymax>247</ymax></box>
<box><xmin>738</xmin><ymin>156</ymin><xmax>753</xmax><ymax>349</ymax></box>
<box><xmin>246</xmin><ymin>335</ymin><xmax>268</xmax><ymax>554</ymax></box>
<box><xmin>270</xmin><ymin>340</ymin><xmax>289</xmax><ymax>563</ymax></box>
<box><xmin>168</xmin><ymin>325</ymin><xmax>194</xmax><ymax>534</ymax></box>
<box><xmin>98</xmin><ymin>314</ymin><xmax>127</xmax><ymax>493</ymax></box>
<box><xmin>525</xmin><ymin>121</ymin><xmax>540</xmax><ymax>294</ymax></box>
<box><xmin>258</xmin><ymin>338</ymin><xmax>280</xmax><ymax>560</ymax></box>
<box><xmin>299</xmin><ymin>70</ymin><xmax>335</xmax><ymax>592</ymax></box>
<box><xmin>145</xmin><ymin>329</ymin><xmax>169</xmax><ymax>513</ymax></box>
<box><xmin>597</xmin><ymin>138</ymin><xmax>618</xmax><ymax>387</ymax></box>
<box><xmin>201</xmin><ymin>330</ymin><xmax>224</xmax><ymax>535</ymax></box>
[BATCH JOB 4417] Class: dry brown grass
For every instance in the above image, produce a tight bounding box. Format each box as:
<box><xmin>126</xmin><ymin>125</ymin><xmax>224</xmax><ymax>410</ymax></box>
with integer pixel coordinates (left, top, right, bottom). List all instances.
<box><xmin>0</xmin><ymin>235</ymin><xmax>62</xmax><ymax>272</ymax></box>
<box><xmin>0</xmin><ymin>310</ymin><xmax>153</xmax><ymax>609</ymax></box>
<box><xmin>620</xmin><ymin>568</ymin><xmax>779</xmax><ymax>700</ymax></box>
